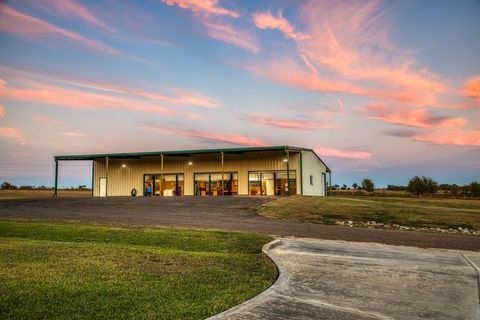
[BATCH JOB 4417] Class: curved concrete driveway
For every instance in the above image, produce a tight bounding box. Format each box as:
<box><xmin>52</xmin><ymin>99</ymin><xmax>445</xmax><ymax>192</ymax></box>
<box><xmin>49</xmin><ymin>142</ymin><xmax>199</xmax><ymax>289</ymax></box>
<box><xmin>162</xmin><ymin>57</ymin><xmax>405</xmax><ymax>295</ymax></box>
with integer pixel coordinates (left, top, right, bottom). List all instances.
<box><xmin>211</xmin><ymin>238</ymin><xmax>480</xmax><ymax>320</ymax></box>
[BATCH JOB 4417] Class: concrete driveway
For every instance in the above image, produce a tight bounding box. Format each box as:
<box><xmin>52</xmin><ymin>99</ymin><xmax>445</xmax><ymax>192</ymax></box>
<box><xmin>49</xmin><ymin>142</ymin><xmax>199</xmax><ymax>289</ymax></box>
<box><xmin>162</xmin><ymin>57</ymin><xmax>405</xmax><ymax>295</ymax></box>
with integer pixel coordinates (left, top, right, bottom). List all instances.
<box><xmin>212</xmin><ymin>238</ymin><xmax>480</xmax><ymax>320</ymax></box>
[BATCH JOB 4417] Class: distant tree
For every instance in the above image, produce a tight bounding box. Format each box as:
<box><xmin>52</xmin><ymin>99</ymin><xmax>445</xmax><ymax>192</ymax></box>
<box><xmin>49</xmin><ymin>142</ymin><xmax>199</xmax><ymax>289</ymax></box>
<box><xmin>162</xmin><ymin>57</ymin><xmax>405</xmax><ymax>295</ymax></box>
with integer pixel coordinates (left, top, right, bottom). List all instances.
<box><xmin>407</xmin><ymin>176</ymin><xmax>426</xmax><ymax>196</ymax></box>
<box><xmin>450</xmin><ymin>184</ymin><xmax>460</xmax><ymax>197</ymax></box>
<box><xmin>468</xmin><ymin>182</ymin><xmax>480</xmax><ymax>198</ymax></box>
<box><xmin>386</xmin><ymin>184</ymin><xmax>406</xmax><ymax>191</ymax></box>
<box><xmin>1</xmin><ymin>181</ymin><xmax>17</xmax><ymax>190</ymax></box>
<box><xmin>332</xmin><ymin>184</ymin><xmax>340</xmax><ymax>190</ymax></box>
<box><xmin>352</xmin><ymin>183</ymin><xmax>358</xmax><ymax>189</ymax></box>
<box><xmin>361</xmin><ymin>178</ymin><xmax>374</xmax><ymax>192</ymax></box>
<box><xmin>341</xmin><ymin>184</ymin><xmax>348</xmax><ymax>190</ymax></box>
<box><xmin>407</xmin><ymin>176</ymin><xmax>438</xmax><ymax>196</ymax></box>
<box><xmin>19</xmin><ymin>185</ymin><xmax>34</xmax><ymax>190</ymax></box>
<box><xmin>444</xmin><ymin>184</ymin><xmax>460</xmax><ymax>196</ymax></box>
<box><xmin>424</xmin><ymin>177</ymin><xmax>438</xmax><ymax>194</ymax></box>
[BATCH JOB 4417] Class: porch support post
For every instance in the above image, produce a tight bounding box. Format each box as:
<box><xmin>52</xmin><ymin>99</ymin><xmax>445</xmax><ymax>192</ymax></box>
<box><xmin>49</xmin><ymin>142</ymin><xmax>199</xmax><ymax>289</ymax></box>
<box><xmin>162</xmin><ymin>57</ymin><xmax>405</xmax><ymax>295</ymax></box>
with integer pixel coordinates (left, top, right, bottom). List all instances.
<box><xmin>221</xmin><ymin>151</ymin><xmax>224</xmax><ymax>196</ymax></box>
<box><xmin>105</xmin><ymin>156</ymin><xmax>109</xmax><ymax>197</ymax></box>
<box><xmin>53</xmin><ymin>159</ymin><xmax>58</xmax><ymax>197</ymax></box>
<box><xmin>285</xmin><ymin>147</ymin><xmax>290</xmax><ymax>196</ymax></box>
<box><xmin>160</xmin><ymin>154</ymin><xmax>164</xmax><ymax>196</ymax></box>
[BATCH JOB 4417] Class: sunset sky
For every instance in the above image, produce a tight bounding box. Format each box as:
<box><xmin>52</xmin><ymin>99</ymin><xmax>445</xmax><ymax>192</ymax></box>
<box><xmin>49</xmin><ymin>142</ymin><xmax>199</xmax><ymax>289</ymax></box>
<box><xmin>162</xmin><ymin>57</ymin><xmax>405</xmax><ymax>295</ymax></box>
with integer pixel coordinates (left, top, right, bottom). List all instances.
<box><xmin>0</xmin><ymin>0</ymin><xmax>479</xmax><ymax>188</ymax></box>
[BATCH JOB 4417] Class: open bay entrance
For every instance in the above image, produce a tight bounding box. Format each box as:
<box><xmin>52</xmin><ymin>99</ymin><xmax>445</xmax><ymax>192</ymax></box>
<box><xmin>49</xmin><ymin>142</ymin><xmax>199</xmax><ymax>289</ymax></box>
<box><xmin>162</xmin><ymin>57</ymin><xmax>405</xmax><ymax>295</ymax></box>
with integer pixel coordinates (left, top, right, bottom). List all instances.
<box><xmin>144</xmin><ymin>174</ymin><xmax>184</xmax><ymax>196</ymax></box>
<box><xmin>248</xmin><ymin>171</ymin><xmax>296</xmax><ymax>196</ymax></box>
<box><xmin>194</xmin><ymin>172</ymin><xmax>238</xmax><ymax>196</ymax></box>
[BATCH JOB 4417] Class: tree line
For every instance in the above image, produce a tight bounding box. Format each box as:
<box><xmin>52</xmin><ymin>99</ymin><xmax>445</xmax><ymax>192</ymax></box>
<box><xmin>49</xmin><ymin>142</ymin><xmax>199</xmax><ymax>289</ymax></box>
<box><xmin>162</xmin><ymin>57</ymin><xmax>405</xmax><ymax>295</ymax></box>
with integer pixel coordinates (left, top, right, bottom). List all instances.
<box><xmin>1</xmin><ymin>182</ymin><xmax>91</xmax><ymax>191</ymax></box>
<box><xmin>330</xmin><ymin>177</ymin><xmax>480</xmax><ymax>198</ymax></box>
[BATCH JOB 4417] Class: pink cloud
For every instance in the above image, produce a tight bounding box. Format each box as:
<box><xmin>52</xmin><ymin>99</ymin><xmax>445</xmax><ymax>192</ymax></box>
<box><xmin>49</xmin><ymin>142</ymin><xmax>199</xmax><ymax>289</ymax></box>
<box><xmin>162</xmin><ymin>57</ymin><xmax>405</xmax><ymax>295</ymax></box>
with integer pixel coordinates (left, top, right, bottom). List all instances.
<box><xmin>33</xmin><ymin>0</ymin><xmax>111</xmax><ymax>31</ymax></box>
<box><xmin>32</xmin><ymin>115</ymin><xmax>61</xmax><ymax>126</ymax></box>
<box><xmin>414</xmin><ymin>130</ymin><xmax>480</xmax><ymax>146</ymax></box>
<box><xmin>298</xmin><ymin>1</ymin><xmax>445</xmax><ymax>92</ymax></box>
<box><xmin>248</xmin><ymin>114</ymin><xmax>332</xmax><ymax>130</ymax></box>
<box><xmin>335</xmin><ymin>99</ymin><xmax>344</xmax><ymax>112</ymax></box>
<box><xmin>252</xmin><ymin>11</ymin><xmax>309</xmax><ymax>40</ymax></box>
<box><xmin>0</xmin><ymin>65</ymin><xmax>218</xmax><ymax>109</ymax></box>
<box><xmin>0</xmin><ymin>105</ymin><xmax>5</xmax><ymax>117</ymax></box>
<box><xmin>202</xmin><ymin>19</ymin><xmax>259</xmax><ymax>53</ymax></box>
<box><xmin>0</xmin><ymin>77</ymin><xmax>175</xmax><ymax>115</ymax></box>
<box><xmin>139</xmin><ymin>124</ymin><xmax>266</xmax><ymax>146</ymax></box>
<box><xmin>315</xmin><ymin>147</ymin><xmax>371</xmax><ymax>159</ymax></box>
<box><xmin>357</xmin><ymin>104</ymin><xmax>467</xmax><ymax>128</ymax></box>
<box><xmin>246</xmin><ymin>1</ymin><xmax>447</xmax><ymax>109</ymax></box>
<box><xmin>300</xmin><ymin>54</ymin><xmax>318</xmax><ymax>77</ymax></box>
<box><xmin>162</xmin><ymin>0</ymin><xmax>239</xmax><ymax>18</ymax></box>
<box><xmin>247</xmin><ymin>58</ymin><xmax>362</xmax><ymax>94</ymax></box>
<box><xmin>62</xmin><ymin>132</ymin><xmax>88</xmax><ymax>137</ymax></box>
<box><xmin>0</xmin><ymin>67</ymin><xmax>220</xmax><ymax>117</ymax></box>
<box><xmin>63</xmin><ymin>79</ymin><xmax>219</xmax><ymax>109</ymax></box>
<box><xmin>0</xmin><ymin>4</ymin><xmax>118</xmax><ymax>55</ymax></box>
<box><xmin>463</xmin><ymin>76</ymin><xmax>480</xmax><ymax>101</ymax></box>
<box><xmin>169</xmin><ymin>88</ymin><xmax>219</xmax><ymax>108</ymax></box>
<box><xmin>0</xmin><ymin>127</ymin><xmax>24</xmax><ymax>140</ymax></box>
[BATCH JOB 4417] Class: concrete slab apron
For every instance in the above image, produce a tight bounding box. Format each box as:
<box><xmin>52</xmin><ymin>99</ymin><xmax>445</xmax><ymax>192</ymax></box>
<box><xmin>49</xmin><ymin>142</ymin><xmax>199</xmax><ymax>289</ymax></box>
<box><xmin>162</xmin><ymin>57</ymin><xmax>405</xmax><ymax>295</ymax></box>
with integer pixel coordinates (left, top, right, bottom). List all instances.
<box><xmin>209</xmin><ymin>238</ymin><xmax>480</xmax><ymax>320</ymax></box>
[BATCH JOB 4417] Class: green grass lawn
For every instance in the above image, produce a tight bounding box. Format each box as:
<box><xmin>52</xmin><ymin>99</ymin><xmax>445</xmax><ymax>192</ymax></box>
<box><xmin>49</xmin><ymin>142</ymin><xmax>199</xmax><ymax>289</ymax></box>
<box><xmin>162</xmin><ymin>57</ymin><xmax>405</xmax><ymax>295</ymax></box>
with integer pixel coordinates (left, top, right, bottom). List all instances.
<box><xmin>0</xmin><ymin>220</ymin><xmax>276</xmax><ymax>320</ymax></box>
<box><xmin>258</xmin><ymin>196</ymin><xmax>480</xmax><ymax>230</ymax></box>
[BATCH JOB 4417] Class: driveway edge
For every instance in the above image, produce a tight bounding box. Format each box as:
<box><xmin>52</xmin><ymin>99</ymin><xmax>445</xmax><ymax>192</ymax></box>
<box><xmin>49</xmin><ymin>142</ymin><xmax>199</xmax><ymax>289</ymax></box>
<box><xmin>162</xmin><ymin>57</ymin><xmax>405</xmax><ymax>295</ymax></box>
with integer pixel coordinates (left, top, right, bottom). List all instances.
<box><xmin>207</xmin><ymin>239</ymin><xmax>287</xmax><ymax>319</ymax></box>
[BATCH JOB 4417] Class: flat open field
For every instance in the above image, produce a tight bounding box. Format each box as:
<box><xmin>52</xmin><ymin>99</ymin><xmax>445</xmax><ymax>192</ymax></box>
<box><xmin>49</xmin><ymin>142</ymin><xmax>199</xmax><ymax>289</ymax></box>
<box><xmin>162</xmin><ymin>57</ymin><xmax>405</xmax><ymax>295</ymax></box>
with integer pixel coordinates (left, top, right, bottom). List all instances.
<box><xmin>259</xmin><ymin>196</ymin><xmax>480</xmax><ymax>231</ymax></box>
<box><xmin>0</xmin><ymin>189</ymin><xmax>91</xmax><ymax>199</ymax></box>
<box><xmin>0</xmin><ymin>220</ymin><xmax>276</xmax><ymax>320</ymax></box>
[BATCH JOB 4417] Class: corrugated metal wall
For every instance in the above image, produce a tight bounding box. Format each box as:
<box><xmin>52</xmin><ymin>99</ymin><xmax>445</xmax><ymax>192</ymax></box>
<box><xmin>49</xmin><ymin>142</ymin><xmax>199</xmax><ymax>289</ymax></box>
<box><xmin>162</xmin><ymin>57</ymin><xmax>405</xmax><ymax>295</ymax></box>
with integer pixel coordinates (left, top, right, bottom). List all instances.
<box><xmin>93</xmin><ymin>151</ymin><xmax>300</xmax><ymax>196</ymax></box>
<box><xmin>301</xmin><ymin>150</ymin><xmax>328</xmax><ymax>196</ymax></box>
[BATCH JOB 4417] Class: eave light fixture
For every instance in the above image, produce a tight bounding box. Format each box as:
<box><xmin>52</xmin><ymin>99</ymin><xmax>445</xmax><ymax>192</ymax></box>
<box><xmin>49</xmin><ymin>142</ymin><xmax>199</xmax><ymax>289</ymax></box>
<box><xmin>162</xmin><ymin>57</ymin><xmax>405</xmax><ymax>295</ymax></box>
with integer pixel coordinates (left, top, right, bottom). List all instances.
<box><xmin>187</xmin><ymin>161</ymin><xmax>193</xmax><ymax>166</ymax></box>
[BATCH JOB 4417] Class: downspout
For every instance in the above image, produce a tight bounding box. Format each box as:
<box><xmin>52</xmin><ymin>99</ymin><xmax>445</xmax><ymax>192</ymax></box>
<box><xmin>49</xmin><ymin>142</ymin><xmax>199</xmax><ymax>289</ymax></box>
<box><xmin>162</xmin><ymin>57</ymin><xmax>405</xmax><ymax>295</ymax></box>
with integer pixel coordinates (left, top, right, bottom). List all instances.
<box><xmin>91</xmin><ymin>160</ymin><xmax>94</xmax><ymax>197</ymax></box>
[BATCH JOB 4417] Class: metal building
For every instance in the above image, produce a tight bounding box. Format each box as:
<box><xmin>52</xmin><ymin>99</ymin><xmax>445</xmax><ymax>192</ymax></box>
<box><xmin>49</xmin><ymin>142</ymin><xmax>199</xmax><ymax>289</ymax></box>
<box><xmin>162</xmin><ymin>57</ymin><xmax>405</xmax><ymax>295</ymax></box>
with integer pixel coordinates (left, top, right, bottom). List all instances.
<box><xmin>54</xmin><ymin>146</ymin><xmax>331</xmax><ymax>197</ymax></box>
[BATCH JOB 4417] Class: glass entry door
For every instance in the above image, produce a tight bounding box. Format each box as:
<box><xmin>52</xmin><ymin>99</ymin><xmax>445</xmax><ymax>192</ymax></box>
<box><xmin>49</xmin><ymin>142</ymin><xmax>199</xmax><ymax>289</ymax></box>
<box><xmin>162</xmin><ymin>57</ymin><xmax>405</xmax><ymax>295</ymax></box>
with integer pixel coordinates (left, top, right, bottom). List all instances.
<box><xmin>144</xmin><ymin>173</ymin><xmax>184</xmax><ymax>196</ymax></box>
<box><xmin>249</xmin><ymin>171</ymin><xmax>296</xmax><ymax>196</ymax></box>
<box><xmin>195</xmin><ymin>172</ymin><xmax>238</xmax><ymax>196</ymax></box>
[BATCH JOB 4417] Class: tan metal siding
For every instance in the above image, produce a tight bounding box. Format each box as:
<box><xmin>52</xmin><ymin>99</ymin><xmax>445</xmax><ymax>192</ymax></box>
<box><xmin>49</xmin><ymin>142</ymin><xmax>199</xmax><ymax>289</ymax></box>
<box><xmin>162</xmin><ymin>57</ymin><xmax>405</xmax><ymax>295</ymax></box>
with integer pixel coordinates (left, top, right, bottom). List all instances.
<box><xmin>93</xmin><ymin>151</ymin><xmax>299</xmax><ymax>196</ymax></box>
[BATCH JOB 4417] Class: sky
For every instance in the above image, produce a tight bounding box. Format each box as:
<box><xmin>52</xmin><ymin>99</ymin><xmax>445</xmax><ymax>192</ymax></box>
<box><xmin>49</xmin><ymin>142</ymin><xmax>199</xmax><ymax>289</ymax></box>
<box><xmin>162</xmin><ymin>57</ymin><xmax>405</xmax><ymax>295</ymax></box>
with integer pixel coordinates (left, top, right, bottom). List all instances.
<box><xmin>0</xmin><ymin>0</ymin><xmax>479</xmax><ymax>188</ymax></box>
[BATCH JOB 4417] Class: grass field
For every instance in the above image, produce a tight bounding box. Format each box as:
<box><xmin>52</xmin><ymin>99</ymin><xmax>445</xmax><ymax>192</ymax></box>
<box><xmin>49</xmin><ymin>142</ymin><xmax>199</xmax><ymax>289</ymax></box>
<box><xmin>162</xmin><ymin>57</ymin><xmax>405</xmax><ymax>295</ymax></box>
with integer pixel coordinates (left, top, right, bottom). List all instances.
<box><xmin>0</xmin><ymin>220</ymin><xmax>276</xmax><ymax>320</ymax></box>
<box><xmin>0</xmin><ymin>189</ymin><xmax>91</xmax><ymax>199</ymax></box>
<box><xmin>258</xmin><ymin>196</ymin><xmax>480</xmax><ymax>231</ymax></box>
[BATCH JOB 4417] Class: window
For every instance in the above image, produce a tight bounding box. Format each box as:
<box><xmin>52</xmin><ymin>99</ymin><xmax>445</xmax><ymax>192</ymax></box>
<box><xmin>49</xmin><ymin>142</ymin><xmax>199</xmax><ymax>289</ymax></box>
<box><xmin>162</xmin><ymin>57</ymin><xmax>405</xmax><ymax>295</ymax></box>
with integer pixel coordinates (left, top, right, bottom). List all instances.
<box><xmin>310</xmin><ymin>175</ymin><xmax>314</xmax><ymax>185</ymax></box>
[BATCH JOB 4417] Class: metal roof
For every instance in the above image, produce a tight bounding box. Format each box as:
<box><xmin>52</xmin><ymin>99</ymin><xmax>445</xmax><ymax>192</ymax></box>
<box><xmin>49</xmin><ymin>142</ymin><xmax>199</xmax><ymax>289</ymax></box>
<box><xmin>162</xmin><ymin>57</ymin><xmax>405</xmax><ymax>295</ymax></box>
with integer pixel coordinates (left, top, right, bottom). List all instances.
<box><xmin>55</xmin><ymin>145</ymin><xmax>331</xmax><ymax>172</ymax></box>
